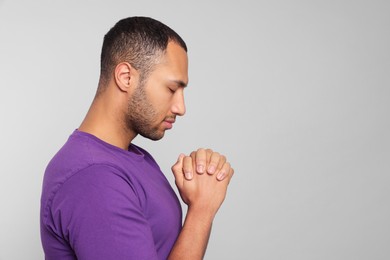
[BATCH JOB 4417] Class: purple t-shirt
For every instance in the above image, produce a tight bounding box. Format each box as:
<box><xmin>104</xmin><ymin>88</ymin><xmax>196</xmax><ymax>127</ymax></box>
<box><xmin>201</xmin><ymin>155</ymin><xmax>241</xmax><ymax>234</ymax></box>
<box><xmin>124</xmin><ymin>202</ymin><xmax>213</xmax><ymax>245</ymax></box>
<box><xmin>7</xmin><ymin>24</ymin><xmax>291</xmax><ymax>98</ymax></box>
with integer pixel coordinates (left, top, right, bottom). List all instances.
<box><xmin>40</xmin><ymin>130</ymin><xmax>182</xmax><ymax>260</ymax></box>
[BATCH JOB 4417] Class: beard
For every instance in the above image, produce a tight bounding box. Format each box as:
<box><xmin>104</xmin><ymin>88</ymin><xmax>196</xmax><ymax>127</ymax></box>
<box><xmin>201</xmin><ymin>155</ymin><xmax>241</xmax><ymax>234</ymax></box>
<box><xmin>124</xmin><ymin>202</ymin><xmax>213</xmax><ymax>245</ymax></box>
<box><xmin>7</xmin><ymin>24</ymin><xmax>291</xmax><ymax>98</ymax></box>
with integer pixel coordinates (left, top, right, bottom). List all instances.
<box><xmin>125</xmin><ymin>84</ymin><xmax>165</xmax><ymax>141</ymax></box>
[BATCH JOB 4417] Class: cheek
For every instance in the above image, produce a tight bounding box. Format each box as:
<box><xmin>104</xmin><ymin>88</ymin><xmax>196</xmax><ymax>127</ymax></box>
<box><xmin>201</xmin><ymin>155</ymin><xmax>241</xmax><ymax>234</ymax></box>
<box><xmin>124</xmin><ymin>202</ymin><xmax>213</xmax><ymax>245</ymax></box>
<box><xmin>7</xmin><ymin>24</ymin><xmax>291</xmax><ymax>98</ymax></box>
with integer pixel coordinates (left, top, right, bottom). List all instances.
<box><xmin>155</xmin><ymin>101</ymin><xmax>172</xmax><ymax>117</ymax></box>
<box><xmin>149</xmin><ymin>92</ymin><xmax>172</xmax><ymax>114</ymax></box>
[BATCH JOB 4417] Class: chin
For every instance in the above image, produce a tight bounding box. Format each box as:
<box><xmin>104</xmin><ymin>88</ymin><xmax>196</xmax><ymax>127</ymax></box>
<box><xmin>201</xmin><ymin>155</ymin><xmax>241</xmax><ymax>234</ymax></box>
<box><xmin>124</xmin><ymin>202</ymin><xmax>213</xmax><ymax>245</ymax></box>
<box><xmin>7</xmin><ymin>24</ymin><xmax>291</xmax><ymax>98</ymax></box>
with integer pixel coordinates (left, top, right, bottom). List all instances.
<box><xmin>140</xmin><ymin>131</ymin><xmax>165</xmax><ymax>141</ymax></box>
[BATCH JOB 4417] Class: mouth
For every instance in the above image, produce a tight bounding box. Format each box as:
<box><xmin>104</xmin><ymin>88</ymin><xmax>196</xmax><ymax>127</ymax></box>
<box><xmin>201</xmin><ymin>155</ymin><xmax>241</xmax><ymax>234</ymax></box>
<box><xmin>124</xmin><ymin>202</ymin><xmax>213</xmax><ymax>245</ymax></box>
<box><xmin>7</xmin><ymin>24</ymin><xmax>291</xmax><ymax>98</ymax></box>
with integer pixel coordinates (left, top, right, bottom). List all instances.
<box><xmin>163</xmin><ymin>117</ymin><xmax>176</xmax><ymax>129</ymax></box>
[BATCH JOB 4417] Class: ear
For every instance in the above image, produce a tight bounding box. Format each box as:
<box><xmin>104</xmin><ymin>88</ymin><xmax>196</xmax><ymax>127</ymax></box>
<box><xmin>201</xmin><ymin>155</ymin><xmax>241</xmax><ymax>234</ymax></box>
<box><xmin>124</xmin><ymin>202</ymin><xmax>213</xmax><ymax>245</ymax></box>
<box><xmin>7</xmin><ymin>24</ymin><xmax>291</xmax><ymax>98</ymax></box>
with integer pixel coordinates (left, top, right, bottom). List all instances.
<box><xmin>114</xmin><ymin>62</ymin><xmax>138</xmax><ymax>92</ymax></box>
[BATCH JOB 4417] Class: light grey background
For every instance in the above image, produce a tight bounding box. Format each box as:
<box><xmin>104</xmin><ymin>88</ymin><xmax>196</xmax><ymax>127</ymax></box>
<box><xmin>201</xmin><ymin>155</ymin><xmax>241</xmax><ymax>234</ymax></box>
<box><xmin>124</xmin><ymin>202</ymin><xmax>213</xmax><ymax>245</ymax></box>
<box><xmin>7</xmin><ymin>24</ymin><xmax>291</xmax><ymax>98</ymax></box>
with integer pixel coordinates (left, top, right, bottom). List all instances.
<box><xmin>1</xmin><ymin>0</ymin><xmax>389</xmax><ymax>259</ymax></box>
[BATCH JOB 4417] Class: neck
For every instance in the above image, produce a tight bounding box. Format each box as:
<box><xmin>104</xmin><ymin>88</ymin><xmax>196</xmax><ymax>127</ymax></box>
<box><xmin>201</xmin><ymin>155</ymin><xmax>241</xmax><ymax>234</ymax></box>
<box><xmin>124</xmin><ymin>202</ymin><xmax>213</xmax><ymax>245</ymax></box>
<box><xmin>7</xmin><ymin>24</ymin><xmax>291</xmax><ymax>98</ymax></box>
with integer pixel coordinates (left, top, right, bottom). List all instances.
<box><xmin>78</xmin><ymin>91</ymin><xmax>136</xmax><ymax>150</ymax></box>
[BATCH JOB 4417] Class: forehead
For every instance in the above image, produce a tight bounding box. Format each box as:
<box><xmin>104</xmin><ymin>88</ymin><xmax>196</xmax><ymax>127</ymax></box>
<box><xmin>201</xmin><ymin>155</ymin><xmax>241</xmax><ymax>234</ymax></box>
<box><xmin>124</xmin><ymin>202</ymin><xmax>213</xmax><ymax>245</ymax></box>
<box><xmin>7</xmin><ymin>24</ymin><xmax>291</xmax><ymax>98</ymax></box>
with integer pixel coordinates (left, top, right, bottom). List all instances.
<box><xmin>153</xmin><ymin>41</ymin><xmax>189</xmax><ymax>85</ymax></box>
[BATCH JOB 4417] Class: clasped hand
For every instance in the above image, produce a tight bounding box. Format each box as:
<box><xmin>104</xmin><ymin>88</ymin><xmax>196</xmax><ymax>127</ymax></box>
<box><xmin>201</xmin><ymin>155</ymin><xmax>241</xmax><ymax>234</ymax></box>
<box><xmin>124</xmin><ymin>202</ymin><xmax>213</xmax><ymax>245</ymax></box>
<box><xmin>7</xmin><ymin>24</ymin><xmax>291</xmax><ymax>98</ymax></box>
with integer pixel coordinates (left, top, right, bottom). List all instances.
<box><xmin>171</xmin><ymin>149</ymin><xmax>234</xmax><ymax>214</ymax></box>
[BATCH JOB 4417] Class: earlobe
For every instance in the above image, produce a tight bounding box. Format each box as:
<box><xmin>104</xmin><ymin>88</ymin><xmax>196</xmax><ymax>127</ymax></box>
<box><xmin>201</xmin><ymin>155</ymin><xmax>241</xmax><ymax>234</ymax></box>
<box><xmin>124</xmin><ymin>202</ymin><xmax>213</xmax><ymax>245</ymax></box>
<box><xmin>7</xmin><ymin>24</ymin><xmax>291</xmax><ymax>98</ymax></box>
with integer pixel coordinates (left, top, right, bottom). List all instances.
<box><xmin>114</xmin><ymin>62</ymin><xmax>135</xmax><ymax>92</ymax></box>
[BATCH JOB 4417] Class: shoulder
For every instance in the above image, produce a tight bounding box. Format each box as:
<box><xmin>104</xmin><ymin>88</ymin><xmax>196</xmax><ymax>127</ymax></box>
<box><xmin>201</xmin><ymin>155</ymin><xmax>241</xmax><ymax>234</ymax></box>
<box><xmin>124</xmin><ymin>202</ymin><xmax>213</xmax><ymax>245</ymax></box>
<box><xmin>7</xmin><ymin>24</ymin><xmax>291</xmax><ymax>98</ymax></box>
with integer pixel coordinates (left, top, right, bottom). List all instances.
<box><xmin>41</xmin><ymin>132</ymin><xmax>141</xmax><ymax>225</ymax></box>
<box><xmin>53</xmin><ymin>164</ymin><xmax>139</xmax><ymax>206</ymax></box>
<box><xmin>43</xmin><ymin>131</ymin><xmax>138</xmax><ymax>193</ymax></box>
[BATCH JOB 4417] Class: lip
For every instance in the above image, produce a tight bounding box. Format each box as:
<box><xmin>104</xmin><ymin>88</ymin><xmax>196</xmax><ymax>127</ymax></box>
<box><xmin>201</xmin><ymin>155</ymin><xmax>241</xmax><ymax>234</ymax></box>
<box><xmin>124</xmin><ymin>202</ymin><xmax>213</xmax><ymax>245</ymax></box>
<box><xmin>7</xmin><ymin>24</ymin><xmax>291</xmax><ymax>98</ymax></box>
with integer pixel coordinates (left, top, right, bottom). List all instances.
<box><xmin>163</xmin><ymin>119</ymin><xmax>175</xmax><ymax>129</ymax></box>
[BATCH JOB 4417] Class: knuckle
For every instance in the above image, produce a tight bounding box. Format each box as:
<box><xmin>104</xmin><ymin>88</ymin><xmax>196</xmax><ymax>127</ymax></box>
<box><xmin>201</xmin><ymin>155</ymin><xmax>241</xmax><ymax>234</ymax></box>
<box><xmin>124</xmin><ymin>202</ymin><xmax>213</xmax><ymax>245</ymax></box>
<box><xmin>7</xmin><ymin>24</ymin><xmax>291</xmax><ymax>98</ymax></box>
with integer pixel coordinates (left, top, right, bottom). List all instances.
<box><xmin>183</xmin><ymin>164</ymin><xmax>191</xmax><ymax>171</ymax></box>
<box><xmin>197</xmin><ymin>148</ymin><xmax>205</xmax><ymax>153</ymax></box>
<box><xmin>206</xmin><ymin>148</ymin><xmax>213</xmax><ymax>154</ymax></box>
<box><xmin>212</xmin><ymin>152</ymin><xmax>220</xmax><ymax>158</ymax></box>
<box><xmin>184</xmin><ymin>156</ymin><xmax>192</xmax><ymax>164</ymax></box>
<box><xmin>171</xmin><ymin>165</ymin><xmax>178</xmax><ymax>172</ymax></box>
<box><xmin>224</xmin><ymin>162</ymin><xmax>231</xmax><ymax>169</ymax></box>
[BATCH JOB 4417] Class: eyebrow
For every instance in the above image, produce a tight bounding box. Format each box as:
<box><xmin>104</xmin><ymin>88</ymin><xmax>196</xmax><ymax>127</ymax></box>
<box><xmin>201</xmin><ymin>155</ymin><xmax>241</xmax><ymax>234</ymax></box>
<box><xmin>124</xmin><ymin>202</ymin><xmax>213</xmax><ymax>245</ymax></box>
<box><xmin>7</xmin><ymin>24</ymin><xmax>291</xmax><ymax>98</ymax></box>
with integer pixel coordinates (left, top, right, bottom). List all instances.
<box><xmin>172</xmin><ymin>80</ymin><xmax>188</xmax><ymax>88</ymax></box>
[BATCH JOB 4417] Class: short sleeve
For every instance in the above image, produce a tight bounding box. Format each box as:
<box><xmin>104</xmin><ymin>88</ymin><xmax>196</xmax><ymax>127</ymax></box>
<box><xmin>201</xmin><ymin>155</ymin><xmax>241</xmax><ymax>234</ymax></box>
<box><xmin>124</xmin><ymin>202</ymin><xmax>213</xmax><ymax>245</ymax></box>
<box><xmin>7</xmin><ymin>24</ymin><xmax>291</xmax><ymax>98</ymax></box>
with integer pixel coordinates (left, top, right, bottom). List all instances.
<box><xmin>49</xmin><ymin>164</ymin><xmax>159</xmax><ymax>260</ymax></box>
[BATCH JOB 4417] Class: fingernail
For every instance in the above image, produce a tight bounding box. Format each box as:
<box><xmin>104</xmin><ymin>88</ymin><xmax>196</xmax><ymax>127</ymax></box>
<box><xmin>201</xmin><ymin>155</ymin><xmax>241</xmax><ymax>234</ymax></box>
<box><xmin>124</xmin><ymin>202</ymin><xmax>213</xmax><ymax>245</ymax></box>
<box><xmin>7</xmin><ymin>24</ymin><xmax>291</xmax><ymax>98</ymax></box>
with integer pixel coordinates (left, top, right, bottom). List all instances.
<box><xmin>208</xmin><ymin>165</ymin><xmax>215</xmax><ymax>174</ymax></box>
<box><xmin>217</xmin><ymin>171</ymin><xmax>225</xmax><ymax>180</ymax></box>
<box><xmin>197</xmin><ymin>165</ymin><xmax>204</xmax><ymax>173</ymax></box>
<box><xmin>185</xmin><ymin>171</ymin><xmax>193</xmax><ymax>180</ymax></box>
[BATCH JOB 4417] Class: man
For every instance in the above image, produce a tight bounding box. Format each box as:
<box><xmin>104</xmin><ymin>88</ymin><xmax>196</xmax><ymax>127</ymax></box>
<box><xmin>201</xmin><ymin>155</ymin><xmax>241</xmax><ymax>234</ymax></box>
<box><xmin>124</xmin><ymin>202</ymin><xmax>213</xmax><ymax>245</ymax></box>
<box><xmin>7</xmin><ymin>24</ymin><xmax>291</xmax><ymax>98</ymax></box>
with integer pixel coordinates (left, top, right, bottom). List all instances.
<box><xmin>40</xmin><ymin>16</ymin><xmax>234</xmax><ymax>260</ymax></box>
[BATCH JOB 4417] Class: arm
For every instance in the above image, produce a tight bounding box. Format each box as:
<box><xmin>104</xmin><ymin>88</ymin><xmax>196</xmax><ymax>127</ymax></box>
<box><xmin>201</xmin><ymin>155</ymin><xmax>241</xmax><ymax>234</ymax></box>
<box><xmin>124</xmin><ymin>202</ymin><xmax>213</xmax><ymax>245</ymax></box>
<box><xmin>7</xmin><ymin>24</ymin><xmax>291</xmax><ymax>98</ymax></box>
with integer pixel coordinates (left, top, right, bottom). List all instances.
<box><xmin>49</xmin><ymin>165</ymin><xmax>159</xmax><ymax>260</ymax></box>
<box><xmin>169</xmin><ymin>151</ymin><xmax>234</xmax><ymax>259</ymax></box>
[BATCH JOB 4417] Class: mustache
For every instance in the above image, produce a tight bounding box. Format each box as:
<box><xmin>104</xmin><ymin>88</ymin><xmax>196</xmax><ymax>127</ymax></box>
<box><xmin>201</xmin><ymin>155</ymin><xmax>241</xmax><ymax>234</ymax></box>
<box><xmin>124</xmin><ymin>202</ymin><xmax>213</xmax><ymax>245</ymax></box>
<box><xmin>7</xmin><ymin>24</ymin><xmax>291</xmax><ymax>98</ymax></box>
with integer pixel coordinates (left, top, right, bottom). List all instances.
<box><xmin>164</xmin><ymin>115</ymin><xmax>176</xmax><ymax>123</ymax></box>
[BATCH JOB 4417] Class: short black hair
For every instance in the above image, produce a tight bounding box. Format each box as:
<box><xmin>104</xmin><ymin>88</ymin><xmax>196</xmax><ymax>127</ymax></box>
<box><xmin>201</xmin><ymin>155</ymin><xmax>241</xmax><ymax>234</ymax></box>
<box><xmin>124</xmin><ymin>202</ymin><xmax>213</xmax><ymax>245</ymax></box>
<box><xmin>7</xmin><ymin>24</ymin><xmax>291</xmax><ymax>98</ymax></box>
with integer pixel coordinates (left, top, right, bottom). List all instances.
<box><xmin>98</xmin><ymin>16</ymin><xmax>187</xmax><ymax>91</ymax></box>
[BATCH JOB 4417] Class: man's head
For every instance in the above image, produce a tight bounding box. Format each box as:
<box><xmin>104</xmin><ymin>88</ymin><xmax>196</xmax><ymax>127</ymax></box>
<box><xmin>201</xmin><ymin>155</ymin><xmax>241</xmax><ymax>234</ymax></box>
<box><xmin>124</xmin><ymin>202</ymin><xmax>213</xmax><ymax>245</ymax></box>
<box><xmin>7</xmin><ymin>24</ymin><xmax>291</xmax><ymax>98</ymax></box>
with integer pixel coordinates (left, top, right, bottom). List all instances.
<box><xmin>98</xmin><ymin>16</ymin><xmax>187</xmax><ymax>92</ymax></box>
<box><xmin>95</xmin><ymin>17</ymin><xmax>188</xmax><ymax>142</ymax></box>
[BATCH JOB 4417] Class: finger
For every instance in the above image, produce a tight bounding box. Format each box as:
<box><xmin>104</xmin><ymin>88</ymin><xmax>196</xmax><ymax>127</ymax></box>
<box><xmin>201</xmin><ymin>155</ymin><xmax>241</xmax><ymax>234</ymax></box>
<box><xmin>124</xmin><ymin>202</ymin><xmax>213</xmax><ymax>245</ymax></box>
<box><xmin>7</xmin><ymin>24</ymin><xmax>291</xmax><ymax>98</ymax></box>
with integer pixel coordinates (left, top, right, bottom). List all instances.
<box><xmin>183</xmin><ymin>156</ymin><xmax>194</xmax><ymax>180</ymax></box>
<box><xmin>206</xmin><ymin>152</ymin><xmax>220</xmax><ymax>175</ymax></box>
<box><xmin>190</xmin><ymin>151</ymin><xmax>196</xmax><ymax>160</ymax></box>
<box><xmin>217</xmin><ymin>162</ymin><xmax>231</xmax><ymax>181</ymax></box>
<box><xmin>215</xmin><ymin>155</ymin><xmax>226</xmax><ymax>175</ymax></box>
<box><xmin>227</xmin><ymin>168</ymin><xmax>234</xmax><ymax>184</ymax></box>
<box><xmin>205</xmin><ymin>148</ymin><xmax>213</xmax><ymax>173</ymax></box>
<box><xmin>205</xmin><ymin>149</ymin><xmax>213</xmax><ymax>161</ymax></box>
<box><xmin>171</xmin><ymin>154</ymin><xmax>185</xmax><ymax>187</ymax></box>
<box><xmin>195</xmin><ymin>148</ymin><xmax>207</xmax><ymax>174</ymax></box>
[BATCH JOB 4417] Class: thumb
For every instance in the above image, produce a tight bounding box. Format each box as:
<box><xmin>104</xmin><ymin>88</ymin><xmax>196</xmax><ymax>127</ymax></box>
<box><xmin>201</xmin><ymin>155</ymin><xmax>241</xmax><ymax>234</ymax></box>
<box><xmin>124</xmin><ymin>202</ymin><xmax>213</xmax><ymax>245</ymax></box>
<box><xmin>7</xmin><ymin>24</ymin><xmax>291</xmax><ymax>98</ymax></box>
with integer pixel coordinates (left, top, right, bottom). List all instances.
<box><xmin>171</xmin><ymin>153</ymin><xmax>185</xmax><ymax>187</ymax></box>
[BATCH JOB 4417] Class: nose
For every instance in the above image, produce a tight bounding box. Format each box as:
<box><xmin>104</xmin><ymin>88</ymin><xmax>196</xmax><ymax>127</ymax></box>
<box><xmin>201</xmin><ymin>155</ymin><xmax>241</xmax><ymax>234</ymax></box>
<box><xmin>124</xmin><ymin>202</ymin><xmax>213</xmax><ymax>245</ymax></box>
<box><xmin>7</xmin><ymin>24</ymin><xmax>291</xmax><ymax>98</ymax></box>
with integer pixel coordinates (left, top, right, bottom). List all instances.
<box><xmin>171</xmin><ymin>89</ymin><xmax>186</xmax><ymax>116</ymax></box>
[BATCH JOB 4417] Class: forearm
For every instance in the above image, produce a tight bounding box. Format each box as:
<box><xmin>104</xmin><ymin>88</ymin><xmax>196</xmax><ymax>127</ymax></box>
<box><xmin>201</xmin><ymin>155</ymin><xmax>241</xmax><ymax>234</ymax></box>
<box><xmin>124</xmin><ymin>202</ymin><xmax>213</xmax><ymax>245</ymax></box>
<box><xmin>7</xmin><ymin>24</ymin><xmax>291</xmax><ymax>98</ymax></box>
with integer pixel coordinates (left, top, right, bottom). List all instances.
<box><xmin>169</xmin><ymin>150</ymin><xmax>234</xmax><ymax>259</ymax></box>
<box><xmin>168</xmin><ymin>206</ymin><xmax>215</xmax><ymax>260</ymax></box>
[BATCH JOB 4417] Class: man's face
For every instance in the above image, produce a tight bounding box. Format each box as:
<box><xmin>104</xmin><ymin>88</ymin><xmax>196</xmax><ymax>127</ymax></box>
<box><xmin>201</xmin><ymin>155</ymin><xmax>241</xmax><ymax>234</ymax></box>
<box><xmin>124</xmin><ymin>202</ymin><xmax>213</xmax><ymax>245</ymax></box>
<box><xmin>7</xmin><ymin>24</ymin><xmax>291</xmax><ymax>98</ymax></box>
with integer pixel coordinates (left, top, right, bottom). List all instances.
<box><xmin>126</xmin><ymin>42</ymin><xmax>188</xmax><ymax>140</ymax></box>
